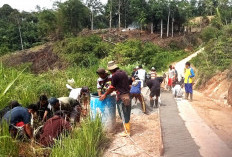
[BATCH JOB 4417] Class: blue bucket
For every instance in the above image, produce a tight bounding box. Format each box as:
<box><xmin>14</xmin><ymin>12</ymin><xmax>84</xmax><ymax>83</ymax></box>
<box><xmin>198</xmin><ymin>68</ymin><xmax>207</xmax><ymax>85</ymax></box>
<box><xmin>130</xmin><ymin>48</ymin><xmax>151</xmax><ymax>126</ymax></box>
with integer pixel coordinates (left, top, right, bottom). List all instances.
<box><xmin>90</xmin><ymin>93</ymin><xmax>116</xmax><ymax>131</ymax></box>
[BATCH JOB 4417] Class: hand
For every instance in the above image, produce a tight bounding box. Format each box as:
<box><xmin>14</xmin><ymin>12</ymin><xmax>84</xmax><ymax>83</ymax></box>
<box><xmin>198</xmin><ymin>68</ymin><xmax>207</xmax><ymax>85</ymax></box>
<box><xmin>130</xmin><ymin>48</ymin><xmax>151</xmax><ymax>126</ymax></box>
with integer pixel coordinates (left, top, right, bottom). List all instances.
<box><xmin>99</xmin><ymin>94</ymin><xmax>107</xmax><ymax>101</ymax></box>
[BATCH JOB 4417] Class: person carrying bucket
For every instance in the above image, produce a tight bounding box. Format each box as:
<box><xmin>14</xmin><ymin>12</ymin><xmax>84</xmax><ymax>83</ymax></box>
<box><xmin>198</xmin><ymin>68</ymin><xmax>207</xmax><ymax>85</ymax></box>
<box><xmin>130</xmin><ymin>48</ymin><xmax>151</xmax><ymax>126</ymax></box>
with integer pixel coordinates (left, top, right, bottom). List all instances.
<box><xmin>96</xmin><ymin>68</ymin><xmax>112</xmax><ymax>96</ymax></box>
<box><xmin>100</xmin><ymin>61</ymin><xmax>131</xmax><ymax>137</ymax></box>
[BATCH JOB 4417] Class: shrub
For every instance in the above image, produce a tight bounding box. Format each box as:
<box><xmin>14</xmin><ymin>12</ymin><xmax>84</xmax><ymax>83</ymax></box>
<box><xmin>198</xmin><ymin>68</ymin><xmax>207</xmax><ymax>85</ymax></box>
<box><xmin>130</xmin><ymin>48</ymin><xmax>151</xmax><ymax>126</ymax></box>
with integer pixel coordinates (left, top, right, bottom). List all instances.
<box><xmin>54</xmin><ymin>35</ymin><xmax>111</xmax><ymax>67</ymax></box>
<box><xmin>200</xmin><ymin>26</ymin><xmax>221</xmax><ymax>42</ymax></box>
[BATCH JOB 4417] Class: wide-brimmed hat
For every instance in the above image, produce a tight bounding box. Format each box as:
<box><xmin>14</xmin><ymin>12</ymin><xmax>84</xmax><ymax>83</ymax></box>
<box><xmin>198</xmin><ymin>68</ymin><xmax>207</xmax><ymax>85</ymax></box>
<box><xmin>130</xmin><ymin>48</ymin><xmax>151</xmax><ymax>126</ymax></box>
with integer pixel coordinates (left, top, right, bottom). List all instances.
<box><xmin>107</xmin><ymin>61</ymin><xmax>118</xmax><ymax>70</ymax></box>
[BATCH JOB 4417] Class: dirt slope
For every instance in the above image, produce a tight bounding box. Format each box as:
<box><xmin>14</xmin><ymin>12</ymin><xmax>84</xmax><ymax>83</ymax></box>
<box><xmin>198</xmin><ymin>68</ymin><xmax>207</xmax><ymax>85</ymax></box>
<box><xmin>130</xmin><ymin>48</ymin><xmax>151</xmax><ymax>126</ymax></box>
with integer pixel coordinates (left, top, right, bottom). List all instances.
<box><xmin>198</xmin><ymin>70</ymin><xmax>231</xmax><ymax>107</ymax></box>
<box><xmin>0</xmin><ymin>44</ymin><xmax>67</xmax><ymax>74</ymax></box>
<box><xmin>80</xmin><ymin>28</ymin><xmax>200</xmax><ymax>49</ymax></box>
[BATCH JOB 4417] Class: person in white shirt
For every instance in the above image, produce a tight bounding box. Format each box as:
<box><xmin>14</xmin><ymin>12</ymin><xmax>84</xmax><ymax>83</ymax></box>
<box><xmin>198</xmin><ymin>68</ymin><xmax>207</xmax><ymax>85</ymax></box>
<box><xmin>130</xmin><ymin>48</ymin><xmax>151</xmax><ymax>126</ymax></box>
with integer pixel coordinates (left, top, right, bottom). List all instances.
<box><xmin>172</xmin><ymin>83</ymin><xmax>184</xmax><ymax>98</ymax></box>
<box><xmin>135</xmin><ymin>65</ymin><xmax>146</xmax><ymax>87</ymax></box>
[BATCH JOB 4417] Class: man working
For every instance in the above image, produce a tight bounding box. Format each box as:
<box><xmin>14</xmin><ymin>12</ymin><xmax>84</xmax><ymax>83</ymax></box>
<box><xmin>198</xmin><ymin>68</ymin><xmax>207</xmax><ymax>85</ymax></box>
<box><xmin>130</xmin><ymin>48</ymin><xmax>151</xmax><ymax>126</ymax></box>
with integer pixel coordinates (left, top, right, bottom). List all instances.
<box><xmin>184</xmin><ymin>62</ymin><xmax>195</xmax><ymax>101</ymax></box>
<box><xmin>146</xmin><ymin>77</ymin><xmax>163</xmax><ymax>108</ymax></box>
<box><xmin>149</xmin><ymin>67</ymin><xmax>157</xmax><ymax>80</ymax></box>
<box><xmin>67</xmin><ymin>86</ymin><xmax>90</xmax><ymax>116</ymax></box>
<box><xmin>135</xmin><ymin>65</ymin><xmax>146</xmax><ymax>87</ymax></box>
<box><xmin>40</xmin><ymin>110</ymin><xmax>71</xmax><ymax>147</ymax></box>
<box><xmin>2</xmin><ymin>104</ymin><xmax>38</xmax><ymax>140</ymax></box>
<box><xmin>100</xmin><ymin>61</ymin><xmax>131</xmax><ymax>136</ymax></box>
<box><xmin>0</xmin><ymin>101</ymin><xmax>21</xmax><ymax>119</ymax></box>
<box><xmin>36</xmin><ymin>95</ymin><xmax>51</xmax><ymax>122</ymax></box>
<box><xmin>96</xmin><ymin>68</ymin><xmax>112</xmax><ymax>96</ymax></box>
<box><xmin>49</xmin><ymin>97</ymin><xmax>81</xmax><ymax>124</ymax></box>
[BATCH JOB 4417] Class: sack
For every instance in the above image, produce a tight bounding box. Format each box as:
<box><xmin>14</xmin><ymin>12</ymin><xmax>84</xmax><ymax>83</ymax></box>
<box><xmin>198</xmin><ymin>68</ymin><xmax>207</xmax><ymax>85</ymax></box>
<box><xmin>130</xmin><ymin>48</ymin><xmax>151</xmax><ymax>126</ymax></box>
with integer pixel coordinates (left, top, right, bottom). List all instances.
<box><xmin>119</xmin><ymin>94</ymin><xmax>131</xmax><ymax>106</ymax></box>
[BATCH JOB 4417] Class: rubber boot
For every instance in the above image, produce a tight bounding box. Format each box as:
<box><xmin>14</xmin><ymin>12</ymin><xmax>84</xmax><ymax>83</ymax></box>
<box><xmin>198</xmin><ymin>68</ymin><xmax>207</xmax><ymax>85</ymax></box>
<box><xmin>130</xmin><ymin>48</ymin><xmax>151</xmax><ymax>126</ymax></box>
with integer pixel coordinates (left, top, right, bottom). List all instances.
<box><xmin>119</xmin><ymin>122</ymin><xmax>130</xmax><ymax>137</ymax></box>
<box><xmin>155</xmin><ymin>99</ymin><xmax>158</xmax><ymax>108</ymax></box>
<box><xmin>190</xmin><ymin>94</ymin><xmax>193</xmax><ymax>102</ymax></box>
<box><xmin>150</xmin><ymin>99</ymin><xmax>154</xmax><ymax>108</ymax></box>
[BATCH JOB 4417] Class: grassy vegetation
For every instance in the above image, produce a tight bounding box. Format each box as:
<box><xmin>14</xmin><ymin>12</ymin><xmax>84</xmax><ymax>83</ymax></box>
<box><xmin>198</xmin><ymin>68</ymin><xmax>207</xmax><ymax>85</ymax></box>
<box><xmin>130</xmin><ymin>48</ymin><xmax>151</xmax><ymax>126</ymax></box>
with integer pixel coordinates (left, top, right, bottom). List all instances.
<box><xmin>0</xmin><ymin>122</ymin><xmax>19</xmax><ymax>156</ymax></box>
<box><xmin>191</xmin><ymin>24</ymin><xmax>232</xmax><ymax>87</ymax></box>
<box><xmin>54</xmin><ymin>35</ymin><xmax>190</xmax><ymax>71</ymax></box>
<box><xmin>51</xmin><ymin>116</ymin><xmax>108</xmax><ymax>157</ymax></box>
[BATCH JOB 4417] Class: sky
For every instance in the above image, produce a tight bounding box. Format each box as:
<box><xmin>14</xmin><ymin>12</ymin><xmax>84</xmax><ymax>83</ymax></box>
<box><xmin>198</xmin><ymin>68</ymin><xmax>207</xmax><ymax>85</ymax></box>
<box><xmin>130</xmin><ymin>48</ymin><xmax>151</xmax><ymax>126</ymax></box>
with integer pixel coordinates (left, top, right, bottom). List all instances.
<box><xmin>0</xmin><ymin>0</ymin><xmax>108</xmax><ymax>12</ymax></box>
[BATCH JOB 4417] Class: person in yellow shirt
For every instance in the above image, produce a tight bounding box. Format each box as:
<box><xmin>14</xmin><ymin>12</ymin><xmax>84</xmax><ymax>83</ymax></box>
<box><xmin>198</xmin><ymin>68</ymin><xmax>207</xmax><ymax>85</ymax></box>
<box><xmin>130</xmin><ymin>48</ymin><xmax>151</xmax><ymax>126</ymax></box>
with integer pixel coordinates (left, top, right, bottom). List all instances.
<box><xmin>184</xmin><ymin>62</ymin><xmax>195</xmax><ymax>101</ymax></box>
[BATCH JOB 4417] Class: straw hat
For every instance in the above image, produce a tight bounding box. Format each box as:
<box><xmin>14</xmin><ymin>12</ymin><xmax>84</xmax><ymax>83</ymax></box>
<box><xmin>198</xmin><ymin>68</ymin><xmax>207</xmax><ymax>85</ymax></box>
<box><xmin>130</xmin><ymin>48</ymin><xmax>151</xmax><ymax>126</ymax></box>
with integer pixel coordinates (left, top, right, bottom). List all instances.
<box><xmin>107</xmin><ymin>61</ymin><xmax>118</xmax><ymax>70</ymax></box>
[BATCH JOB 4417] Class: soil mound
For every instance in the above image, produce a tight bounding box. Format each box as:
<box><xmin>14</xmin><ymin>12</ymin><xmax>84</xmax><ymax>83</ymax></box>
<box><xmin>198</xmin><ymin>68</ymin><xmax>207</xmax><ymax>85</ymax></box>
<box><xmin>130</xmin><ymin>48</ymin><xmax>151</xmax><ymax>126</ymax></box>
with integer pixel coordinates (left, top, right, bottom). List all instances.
<box><xmin>228</xmin><ymin>83</ymin><xmax>232</xmax><ymax>105</ymax></box>
<box><xmin>1</xmin><ymin>44</ymin><xmax>67</xmax><ymax>73</ymax></box>
<box><xmin>199</xmin><ymin>70</ymin><xmax>231</xmax><ymax>106</ymax></box>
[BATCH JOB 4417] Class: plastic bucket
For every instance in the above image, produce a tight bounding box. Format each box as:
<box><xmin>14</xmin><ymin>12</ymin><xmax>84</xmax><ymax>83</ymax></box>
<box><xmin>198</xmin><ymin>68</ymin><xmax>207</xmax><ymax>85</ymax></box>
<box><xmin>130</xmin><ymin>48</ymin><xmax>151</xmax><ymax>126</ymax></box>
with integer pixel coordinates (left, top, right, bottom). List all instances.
<box><xmin>90</xmin><ymin>93</ymin><xmax>116</xmax><ymax>132</ymax></box>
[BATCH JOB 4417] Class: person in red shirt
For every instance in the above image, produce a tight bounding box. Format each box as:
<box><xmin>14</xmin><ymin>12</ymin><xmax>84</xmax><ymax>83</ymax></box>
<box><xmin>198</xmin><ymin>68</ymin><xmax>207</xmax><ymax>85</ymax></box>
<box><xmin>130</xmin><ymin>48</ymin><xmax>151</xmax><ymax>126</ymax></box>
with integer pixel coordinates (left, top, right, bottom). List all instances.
<box><xmin>100</xmin><ymin>61</ymin><xmax>131</xmax><ymax>137</ymax></box>
<box><xmin>40</xmin><ymin>111</ymin><xmax>71</xmax><ymax>147</ymax></box>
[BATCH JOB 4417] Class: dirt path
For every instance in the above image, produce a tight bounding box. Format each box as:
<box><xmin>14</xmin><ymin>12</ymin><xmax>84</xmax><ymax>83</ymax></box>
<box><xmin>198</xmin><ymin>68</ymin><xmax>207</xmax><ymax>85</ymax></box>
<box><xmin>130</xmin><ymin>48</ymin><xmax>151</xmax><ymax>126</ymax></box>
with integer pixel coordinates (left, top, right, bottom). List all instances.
<box><xmin>104</xmin><ymin>88</ymin><xmax>161</xmax><ymax>157</ymax></box>
<box><xmin>192</xmin><ymin>91</ymin><xmax>232</xmax><ymax>149</ymax></box>
<box><xmin>172</xmin><ymin>47</ymin><xmax>232</xmax><ymax>156</ymax></box>
<box><xmin>174</xmin><ymin>47</ymin><xmax>204</xmax><ymax>80</ymax></box>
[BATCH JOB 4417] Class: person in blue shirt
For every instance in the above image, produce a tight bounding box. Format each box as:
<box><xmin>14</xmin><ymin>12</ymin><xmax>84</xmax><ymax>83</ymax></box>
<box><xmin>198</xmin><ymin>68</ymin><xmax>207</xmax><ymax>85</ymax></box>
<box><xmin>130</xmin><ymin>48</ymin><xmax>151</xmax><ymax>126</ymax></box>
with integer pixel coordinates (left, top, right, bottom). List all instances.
<box><xmin>130</xmin><ymin>76</ymin><xmax>146</xmax><ymax>113</ymax></box>
<box><xmin>2</xmin><ymin>104</ymin><xmax>38</xmax><ymax>140</ymax></box>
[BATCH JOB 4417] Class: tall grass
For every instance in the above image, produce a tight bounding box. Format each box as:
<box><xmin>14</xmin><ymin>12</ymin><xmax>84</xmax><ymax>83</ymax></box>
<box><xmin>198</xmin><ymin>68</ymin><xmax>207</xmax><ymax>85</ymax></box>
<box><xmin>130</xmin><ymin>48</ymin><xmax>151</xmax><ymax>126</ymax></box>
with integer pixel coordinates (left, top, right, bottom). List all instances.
<box><xmin>51</xmin><ymin>116</ymin><xmax>108</xmax><ymax>157</ymax></box>
<box><xmin>0</xmin><ymin>64</ymin><xmax>99</xmax><ymax>109</ymax></box>
<box><xmin>0</xmin><ymin>121</ymin><xmax>19</xmax><ymax>156</ymax></box>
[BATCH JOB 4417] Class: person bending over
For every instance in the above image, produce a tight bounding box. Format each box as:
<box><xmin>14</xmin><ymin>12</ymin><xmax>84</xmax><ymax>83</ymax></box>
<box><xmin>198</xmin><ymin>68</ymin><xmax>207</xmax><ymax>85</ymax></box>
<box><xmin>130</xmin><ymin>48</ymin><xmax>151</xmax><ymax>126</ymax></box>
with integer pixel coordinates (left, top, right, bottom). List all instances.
<box><xmin>2</xmin><ymin>104</ymin><xmax>38</xmax><ymax>140</ymax></box>
<box><xmin>100</xmin><ymin>61</ymin><xmax>131</xmax><ymax>137</ymax></box>
<box><xmin>146</xmin><ymin>77</ymin><xmax>163</xmax><ymax>108</ymax></box>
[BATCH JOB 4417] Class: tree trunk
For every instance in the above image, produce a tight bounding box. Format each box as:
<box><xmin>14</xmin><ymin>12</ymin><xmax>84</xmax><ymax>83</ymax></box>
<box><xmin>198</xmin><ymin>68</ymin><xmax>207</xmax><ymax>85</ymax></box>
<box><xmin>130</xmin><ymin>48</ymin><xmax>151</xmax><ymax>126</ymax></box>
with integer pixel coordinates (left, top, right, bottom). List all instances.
<box><xmin>172</xmin><ymin>17</ymin><xmax>174</xmax><ymax>37</ymax></box>
<box><xmin>124</xmin><ymin>1</ymin><xmax>127</xmax><ymax>28</ymax></box>
<box><xmin>118</xmin><ymin>0</ymin><xmax>121</xmax><ymax>28</ymax></box>
<box><xmin>161</xmin><ymin>19</ymin><xmax>163</xmax><ymax>38</ymax></box>
<box><xmin>91</xmin><ymin>11</ymin><xmax>94</xmax><ymax>31</ymax></box>
<box><xmin>109</xmin><ymin>0</ymin><xmax>112</xmax><ymax>29</ymax></box>
<box><xmin>17</xmin><ymin>18</ymin><xmax>23</xmax><ymax>50</ymax></box>
<box><xmin>151</xmin><ymin>22</ymin><xmax>154</xmax><ymax>34</ymax></box>
<box><xmin>167</xmin><ymin>6</ymin><xmax>170</xmax><ymax>37</ymax></box>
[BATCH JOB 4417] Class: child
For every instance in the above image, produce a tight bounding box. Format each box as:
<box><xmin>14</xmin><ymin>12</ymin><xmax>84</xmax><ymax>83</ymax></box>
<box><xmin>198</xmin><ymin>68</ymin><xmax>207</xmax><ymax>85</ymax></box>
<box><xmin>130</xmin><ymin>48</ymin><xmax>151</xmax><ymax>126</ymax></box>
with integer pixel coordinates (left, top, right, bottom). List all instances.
<box><xmin>130</xmin><ymin>76</ymin><xmax>146</xmax><ymax>113</ymax></box>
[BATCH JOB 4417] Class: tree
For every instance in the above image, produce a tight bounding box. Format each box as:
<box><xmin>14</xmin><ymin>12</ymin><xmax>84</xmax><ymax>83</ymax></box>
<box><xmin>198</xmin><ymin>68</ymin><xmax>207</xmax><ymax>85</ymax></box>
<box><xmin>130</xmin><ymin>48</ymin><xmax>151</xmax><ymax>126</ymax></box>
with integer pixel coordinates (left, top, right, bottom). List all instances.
<box><xmin>86</xmin><ymin>0</ymin><xmax>103</xmax><ymax>30</ymax></box>
<box><xmin>155</xmin><ymin>0</ymin><xmax>168</xmax><ymax>38</ymax></box>
<box><xmin>55</xmin><ymin>0</ymin><xmax>90</xmax><ymax>36</ymax></box>
<box><xmin>37</xmin><ymin>9</ymin><xmax>57</xmax><ymax>37</ymax></box>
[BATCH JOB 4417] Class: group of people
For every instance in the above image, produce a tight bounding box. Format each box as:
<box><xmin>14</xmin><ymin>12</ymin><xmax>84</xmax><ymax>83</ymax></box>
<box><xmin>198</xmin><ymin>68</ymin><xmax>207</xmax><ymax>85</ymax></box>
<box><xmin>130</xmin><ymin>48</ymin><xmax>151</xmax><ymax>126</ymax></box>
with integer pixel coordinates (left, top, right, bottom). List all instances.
<box><xmin>96</xmin><ymin>61</ymin><xmax>163</xmax><ymax>137</ymax></box>
<box><xmin>0</xmin><ymin>87</ymin><xmax>90</xmax><ymax>147</ymax></box>
<box><xmin>0</xmin><ymin>60</ymin><xmax>195</xmax><ymax>146</ymax></box>
<box><xmin>168</xmin><ymin>62</ymin><xmax>195</xmax><ymax>101</ymax></box>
